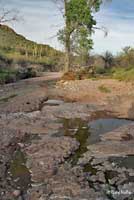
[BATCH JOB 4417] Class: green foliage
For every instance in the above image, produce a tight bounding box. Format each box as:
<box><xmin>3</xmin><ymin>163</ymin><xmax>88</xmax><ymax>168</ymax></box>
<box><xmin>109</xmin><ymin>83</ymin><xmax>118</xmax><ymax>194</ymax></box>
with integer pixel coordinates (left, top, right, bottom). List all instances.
<box><xmin>0</xmin><ymin>25</ymin><xmax>62</xmax><ymax>70</ymax></box>
<box><xmin>94</xmin><ymin>66</ymin><xmax>106</xmax><ymax>74</ymax></box>
<box><xmin>0</xmin><ymin>67</ymin><xmax>37</xmax><ymax>84</ymax></box>
<box><xmin>112</xmin><ymin>67</ymin><xmax>134</xmax><ymax>81</ymax></box>
<box><xmin>98</xmin><ymin>47</ymin><xmax>134</xmax><ymax>81</ymax></box>
<box><xmin>92</xmin><ymin>66</ymin><xmax>134</xmax><ymax>82</ymax></box>
<box><xmin>94</xmin><ymin>65</ymin><xmax>115</xmax><ymax>77</ymax></box>
<box><xmin>0</xmin><ymin>51</ymin><xmax>13</xmax><ymax>67</ymax></box>
<box><xmin>58</xmin><ymin>0</ymin><xmax>102</xmax><ymax>69</ymax></box>
<box><xmin>16</xmin><ymin>68</ymin><xmax>37</xmax><ymax>80</ymax></box>
<box><xmin>72</xmin><ymin>27</ymin><xmax>93</xmax><ymax>65</ymax></box>
<box><xmin>66</xmin><ymin>0</ymin><xmax>97</xmax><ymax>29</ymax></box>
<box><xmin>0</xmin><ymin>68</ymin><xmax>17</xmax><ymax>84</ymax></box>
<box><xmin>115</xmin><ymin>47</ymin><xmax>134</xmax><ymax>68</ymax></box>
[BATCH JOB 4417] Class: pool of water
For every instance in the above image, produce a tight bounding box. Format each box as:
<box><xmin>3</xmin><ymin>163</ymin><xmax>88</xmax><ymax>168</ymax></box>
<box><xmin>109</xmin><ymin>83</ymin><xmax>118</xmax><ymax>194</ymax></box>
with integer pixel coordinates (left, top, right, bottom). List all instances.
<box><xmin>88</xmin><ymin>118</ymin><xmax>132</xmax><ymax>144</ymax></box>
<box><xmin>62</xmin><ymin>118</ymin><xmax>133</xmax><ymax>165</ymax></box>
<box><xmin>8</xmin><ymin>133</ymin><xmax>41</xmax><ymax>195</ymax></box>
<box><xmin>109</xmin><ymin>155</ymin><xmax>134</xmax><ymax>169</ymax></box>
<box><xmin>9</xmin><ymin>149</ymin><xmax>31</xmax><ymax>191</ymax></box>
<box><xmin>62</xmin><ymin>118</ymin><xmax>89</xmax><ymax>165</ymax></box>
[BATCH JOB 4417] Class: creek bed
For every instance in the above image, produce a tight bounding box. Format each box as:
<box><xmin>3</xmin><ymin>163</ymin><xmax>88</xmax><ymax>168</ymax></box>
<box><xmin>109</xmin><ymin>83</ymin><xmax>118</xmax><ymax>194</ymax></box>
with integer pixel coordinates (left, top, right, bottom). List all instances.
<box><xmin>62</xmin><ymin>117</ymin><xmax>134</xmax><ymax>199</ymax></box>
<box><xmin>9</xmin><ymin>149</ymin><xmax>31</xmax><ymax>191</ymax></box>
<box><xmin>62</xmin><ymin>117</ymin><xmax>133</xmax><ymax>165</ymax></box>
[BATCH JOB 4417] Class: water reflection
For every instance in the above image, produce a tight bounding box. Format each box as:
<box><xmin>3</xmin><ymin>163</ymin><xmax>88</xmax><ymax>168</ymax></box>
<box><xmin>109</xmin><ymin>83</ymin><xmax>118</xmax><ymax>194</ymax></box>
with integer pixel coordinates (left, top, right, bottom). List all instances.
<box><xmin>62</xmin><ymin>118</ymin><xmax>133</xmax><ymax>165</ymax></box>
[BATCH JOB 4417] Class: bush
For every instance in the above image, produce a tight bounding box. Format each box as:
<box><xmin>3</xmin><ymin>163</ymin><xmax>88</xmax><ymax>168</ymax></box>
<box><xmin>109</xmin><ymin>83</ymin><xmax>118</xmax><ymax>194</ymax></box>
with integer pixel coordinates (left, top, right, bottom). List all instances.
<box><xmin>0</xmin><ymin>69</ymin><xmax>17</xmax><ymax>84</ymax></box>
<box><xmin>75</xmin><ymin>68</ymin><xmax>91</xmax><ymax>80</ymax></box>
<box><xmin>17</xmin><ymin>59</ymin><xmax>30</xmax><ymax>68</ymax></box>
<box><xmin>112</xmin><ymin>67</ymin><xmax>134</xmax><ymax>81</ymax></box>
<box><xmin>61</xmin><ymin>71</ymin><xmax>76</xmax><ymax>81</ymax></box>
<box><xmin>94</xmin><ymin>66</ymin><xmax>107</xmax><ymax>74</ymax></box>
<box><xmin>0</xmin><ymin>53</ymin><xmax>13</xmax><ymax>67</ymax></box>
<box><xmin>0</xmin><ymin>67</ymin><xmax>37</xmax><ymax>84</ymax></box>
<box><xmin>16</xmin><ymin>67</ymin><xmax>37</xmax><ymax>80</ymax></box>
<box><xmin>61</xmin><ymin>67</ymin><xmax>95</xmax><ymax>81</ymax></box>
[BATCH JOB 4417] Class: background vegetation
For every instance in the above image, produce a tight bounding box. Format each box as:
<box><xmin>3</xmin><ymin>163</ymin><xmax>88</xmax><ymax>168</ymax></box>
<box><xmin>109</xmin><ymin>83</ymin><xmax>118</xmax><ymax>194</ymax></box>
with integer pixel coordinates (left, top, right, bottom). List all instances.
<box><xmin>1</xmin><ymin>24</ymin><xmax>134</xmax><ymax>84</ymax></box>
<box><xmin>0</xmin><ymin>25</ymin><xmax>63</xmax><ymax>68</ymax></box>
<box><xmin>0</xmin><ymin>24</ymin><xmax>64</xmax><ymax>83</ymax></box>
<box><xmin>61</xmin><ymin>47</ymin><xmax>134</xmax><ymax>82</ymax></box>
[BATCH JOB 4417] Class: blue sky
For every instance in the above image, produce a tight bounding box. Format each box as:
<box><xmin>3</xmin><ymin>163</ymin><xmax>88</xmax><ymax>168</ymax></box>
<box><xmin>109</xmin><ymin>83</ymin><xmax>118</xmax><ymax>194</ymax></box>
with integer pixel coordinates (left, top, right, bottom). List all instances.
<box><xmin>1</xmin><ymin>0</ymin><xmax>134</xmax><ymax>54</ymax></box>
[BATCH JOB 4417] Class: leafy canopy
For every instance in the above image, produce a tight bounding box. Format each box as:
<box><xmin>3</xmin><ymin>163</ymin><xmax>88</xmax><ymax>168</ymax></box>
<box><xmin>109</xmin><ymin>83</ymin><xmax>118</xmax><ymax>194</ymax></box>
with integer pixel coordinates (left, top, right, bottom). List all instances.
<box><xmin>58</xmin><ymin>0</ymin><xmax>102</xmax><ymax>56</ymax></box>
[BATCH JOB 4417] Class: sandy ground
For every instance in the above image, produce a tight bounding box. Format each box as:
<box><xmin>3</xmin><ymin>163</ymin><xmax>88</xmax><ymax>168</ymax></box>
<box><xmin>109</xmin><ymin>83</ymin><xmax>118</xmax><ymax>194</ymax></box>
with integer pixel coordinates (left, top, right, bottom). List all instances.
<box><xmin>56</xmin><ymin>79</ymin><xmax>134</xmax><ymax>119</ymax></box>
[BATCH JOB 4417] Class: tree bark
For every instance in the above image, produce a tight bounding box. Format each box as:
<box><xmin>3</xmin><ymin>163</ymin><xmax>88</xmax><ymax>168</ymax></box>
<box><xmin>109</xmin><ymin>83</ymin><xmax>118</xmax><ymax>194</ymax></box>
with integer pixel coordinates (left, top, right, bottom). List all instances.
<box><xmin>64</xmin><ymin>0</ymin><xmax>71</xmax><ymax>72</ymax></box>
<box><xmin>65</xmin><ymin>33</ymin><xmax>71</xmax><ymax>72</ymax></box>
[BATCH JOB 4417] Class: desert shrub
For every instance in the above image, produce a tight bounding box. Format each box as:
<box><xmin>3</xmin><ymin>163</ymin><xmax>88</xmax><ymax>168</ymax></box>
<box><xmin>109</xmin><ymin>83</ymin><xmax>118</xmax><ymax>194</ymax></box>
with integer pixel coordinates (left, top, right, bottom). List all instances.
<box><xmin>0</xmin><ymin>53</ymin><xmax>13</xmax><ymax>67</ymax></box>
<box><xmin>75</xmin><ymin>68</ymin><xmax>91</xmax><ymax>80</ymax></box>
<box><xmin>0</xmin><ymin>67</ymin><xmax>37</xmax><ymax>84</ymax></box>
<box><xmin>115</xmin><ymin>47</ymin><xmax>134</xmax><ymax>68</ymax></box>
<box><xmin>61</xmin><ymin>71</ymin><xmax>76</xmax><ymax>81</ymax></box>
<box><xmin>0</xmin><ymin>69</ymin><xmax>17</xmax><ymax>84</ymax></box>
<box><xmin>61</xmin><ymin>68</ymin><xmax>92</xmax><ymax>81</ymax></box>
<box><xmin>112</xmin><ymin>67</ymin><xmax>134</xmax><ymax>81</ymax></box>
<box><xmin>94</xmin><ymin>66</ymin><xmax>106</xmax><ymax>74</ymax></box>
<box><xmin>16</xmin><ymin>59</ymin><xmax>30</xmax><ymax>68</ymax></box>
<box><xmin>4</xmin><ymin>73</ymin><xmax>17</xmax><ymax>84</ymax></box>
<box><xmin>16</xmin><ymin>67</ymin><xmax>37</xmax><ymax>80</ymax></box>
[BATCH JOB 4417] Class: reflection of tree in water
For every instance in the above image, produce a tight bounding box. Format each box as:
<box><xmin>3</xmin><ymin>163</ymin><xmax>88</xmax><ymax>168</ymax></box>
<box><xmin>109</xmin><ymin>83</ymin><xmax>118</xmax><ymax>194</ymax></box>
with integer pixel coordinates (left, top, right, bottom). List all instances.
<box><xmin>62</xmin><ymin>118</ymin><xmax>90</xmax><ymax>165</ymax></box>
<box><xmin>128</xmin><ymin>102</ymin><xmax>134</xmax><ymax>119</ymax></box>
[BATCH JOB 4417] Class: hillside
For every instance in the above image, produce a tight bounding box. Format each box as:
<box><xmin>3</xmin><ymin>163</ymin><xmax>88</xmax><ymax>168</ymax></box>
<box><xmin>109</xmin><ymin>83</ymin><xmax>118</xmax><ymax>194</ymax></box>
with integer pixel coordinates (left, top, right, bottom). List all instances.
<box><xmin>0</xmin><ymin>25</ymin><xmax>62</xmax><ymax>69</ymax></box>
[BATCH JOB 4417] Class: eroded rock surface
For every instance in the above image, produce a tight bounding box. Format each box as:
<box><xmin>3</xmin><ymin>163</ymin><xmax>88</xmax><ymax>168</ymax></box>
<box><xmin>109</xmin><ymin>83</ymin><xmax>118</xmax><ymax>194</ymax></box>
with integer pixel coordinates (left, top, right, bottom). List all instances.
<box><xmin>26</xmin><ymin>136</ymin><xmax>79</xmax><ymax>182</ymax></box>
<box><xmin>101</xmin><ymin>123</ymin><xmax>134</xmax><ymax>141</ymax></box>
<box><xmin>0</xmin><ymin>89</ymin><xmax>48</xmax><ymax>113</ymax></box>
<box><xmin>0</xmin><ymin>75</ymin><xmax>134</xmax><ymax>200</ymax></box>
<box><xmin>56</xmin><ymin>79</ymin><xmax>134</xmax><ymax>119</ymax></box>
<box><xmin>86</xmin><ymin>123</ymin><xmax>134</xmax><ymax>158</ymax></box>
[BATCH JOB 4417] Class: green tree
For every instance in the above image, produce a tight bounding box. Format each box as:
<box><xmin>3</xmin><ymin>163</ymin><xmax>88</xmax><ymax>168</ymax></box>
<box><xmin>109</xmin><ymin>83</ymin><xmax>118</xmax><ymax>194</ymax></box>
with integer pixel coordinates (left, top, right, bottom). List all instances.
<box><xmin>57</xmin><ymin>0</ymin><xmax>102</xmax><ymax>72</ymax></box>
<box><xmin>72</xmin><ymin>27</ymin><xmax>93</xmax><ymax>66</ymax></box>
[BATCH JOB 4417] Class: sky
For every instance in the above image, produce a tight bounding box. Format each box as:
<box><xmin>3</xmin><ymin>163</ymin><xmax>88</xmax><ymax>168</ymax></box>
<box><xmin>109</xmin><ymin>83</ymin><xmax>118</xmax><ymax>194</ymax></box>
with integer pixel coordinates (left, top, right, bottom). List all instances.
<box><xmin>1</xmin><ymin>0</ymin><xmax>134</xmax><ymax>54</ymax></box>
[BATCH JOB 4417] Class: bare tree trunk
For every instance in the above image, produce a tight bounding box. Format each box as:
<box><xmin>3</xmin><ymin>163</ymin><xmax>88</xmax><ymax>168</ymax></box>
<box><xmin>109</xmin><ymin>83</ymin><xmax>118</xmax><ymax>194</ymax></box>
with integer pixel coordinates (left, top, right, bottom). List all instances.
<box><xmin>25</xmin><ymin>44</ymin><xmax>28</xmax><ymax>57</ymax></box>
<box><xmin>39</xmin><ymin>46</ymin><xmax>42</xmax><ymax>59</ymax></box>
<box><xmin>65</xmin><ymin>33</ymin><xmax>71</xmax><ymax>72</ymax></box>
<box><xmin>64</xmin><ymin>0</ymin><xmax>71</xmax><ymax>72</ymax></box>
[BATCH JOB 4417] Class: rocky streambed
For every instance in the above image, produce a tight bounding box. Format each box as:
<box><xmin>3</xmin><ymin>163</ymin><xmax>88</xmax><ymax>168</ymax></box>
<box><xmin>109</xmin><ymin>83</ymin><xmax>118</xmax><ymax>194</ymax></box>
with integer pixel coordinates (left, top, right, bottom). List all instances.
<box><xmin>0</xmin><ymin>75</ymin><xmax>134</xmax><ymax>200</ymax></box>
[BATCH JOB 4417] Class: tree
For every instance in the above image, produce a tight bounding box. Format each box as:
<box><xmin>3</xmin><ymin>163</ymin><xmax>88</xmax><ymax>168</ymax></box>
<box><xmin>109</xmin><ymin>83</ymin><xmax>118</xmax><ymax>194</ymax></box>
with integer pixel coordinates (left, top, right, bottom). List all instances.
<box><xmin>122</xmin><ymin>46</ymin><xmax>131</xmax><ymax>55</ymax></box>
<box><xmin>71</xmin><ymin>27</ymin><xmax>93</xmax><ymax>66</ymax></box>
<box><xmin>117</xmin><ymin>46</ymin><xmax>134</xmax><ymax>67</ymax></box>
<box><xmin>102</xmin><ymin>51</ymin><xmax>114</xmax><ymax>69</ymax></box>
<box><xmin>55</xmin><ymin>0</ymin><xmax>103</xmax><ymax>72</ymax></box>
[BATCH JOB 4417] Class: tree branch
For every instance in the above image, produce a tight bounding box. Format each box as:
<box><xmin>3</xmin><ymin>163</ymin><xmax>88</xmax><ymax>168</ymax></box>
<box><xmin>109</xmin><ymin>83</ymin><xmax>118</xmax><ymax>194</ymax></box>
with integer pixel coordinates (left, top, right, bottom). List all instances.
<box><xmin>93</xmin><ymin>25</ymin><xmax>108</xmax><ymax>37</ymax></box>
<box><xmin>0</xmin><ymin>8</ymin><xmax>20</xmax><ymax>24</ymax></box>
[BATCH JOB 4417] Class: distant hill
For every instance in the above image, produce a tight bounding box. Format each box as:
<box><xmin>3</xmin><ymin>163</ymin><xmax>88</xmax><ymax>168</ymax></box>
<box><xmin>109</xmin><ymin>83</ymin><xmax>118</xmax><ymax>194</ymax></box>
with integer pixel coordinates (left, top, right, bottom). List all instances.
<box><xmin>0</xmin><ymin>25</ymin><xmax>62</xmax><ymax>70</ymax></box>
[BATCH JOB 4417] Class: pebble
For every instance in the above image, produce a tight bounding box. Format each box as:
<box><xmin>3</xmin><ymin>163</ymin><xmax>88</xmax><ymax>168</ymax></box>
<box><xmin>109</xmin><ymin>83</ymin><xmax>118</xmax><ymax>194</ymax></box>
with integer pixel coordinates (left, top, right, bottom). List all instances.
<box><xmin>12</xmin><ymin>190</ymin><xmax>21</xmax><ymax>197</ymax></box>
<box><xmin>129</xmin><ymin>172</ymin><xmax>134</xmax><ymax>176</ymax></box>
